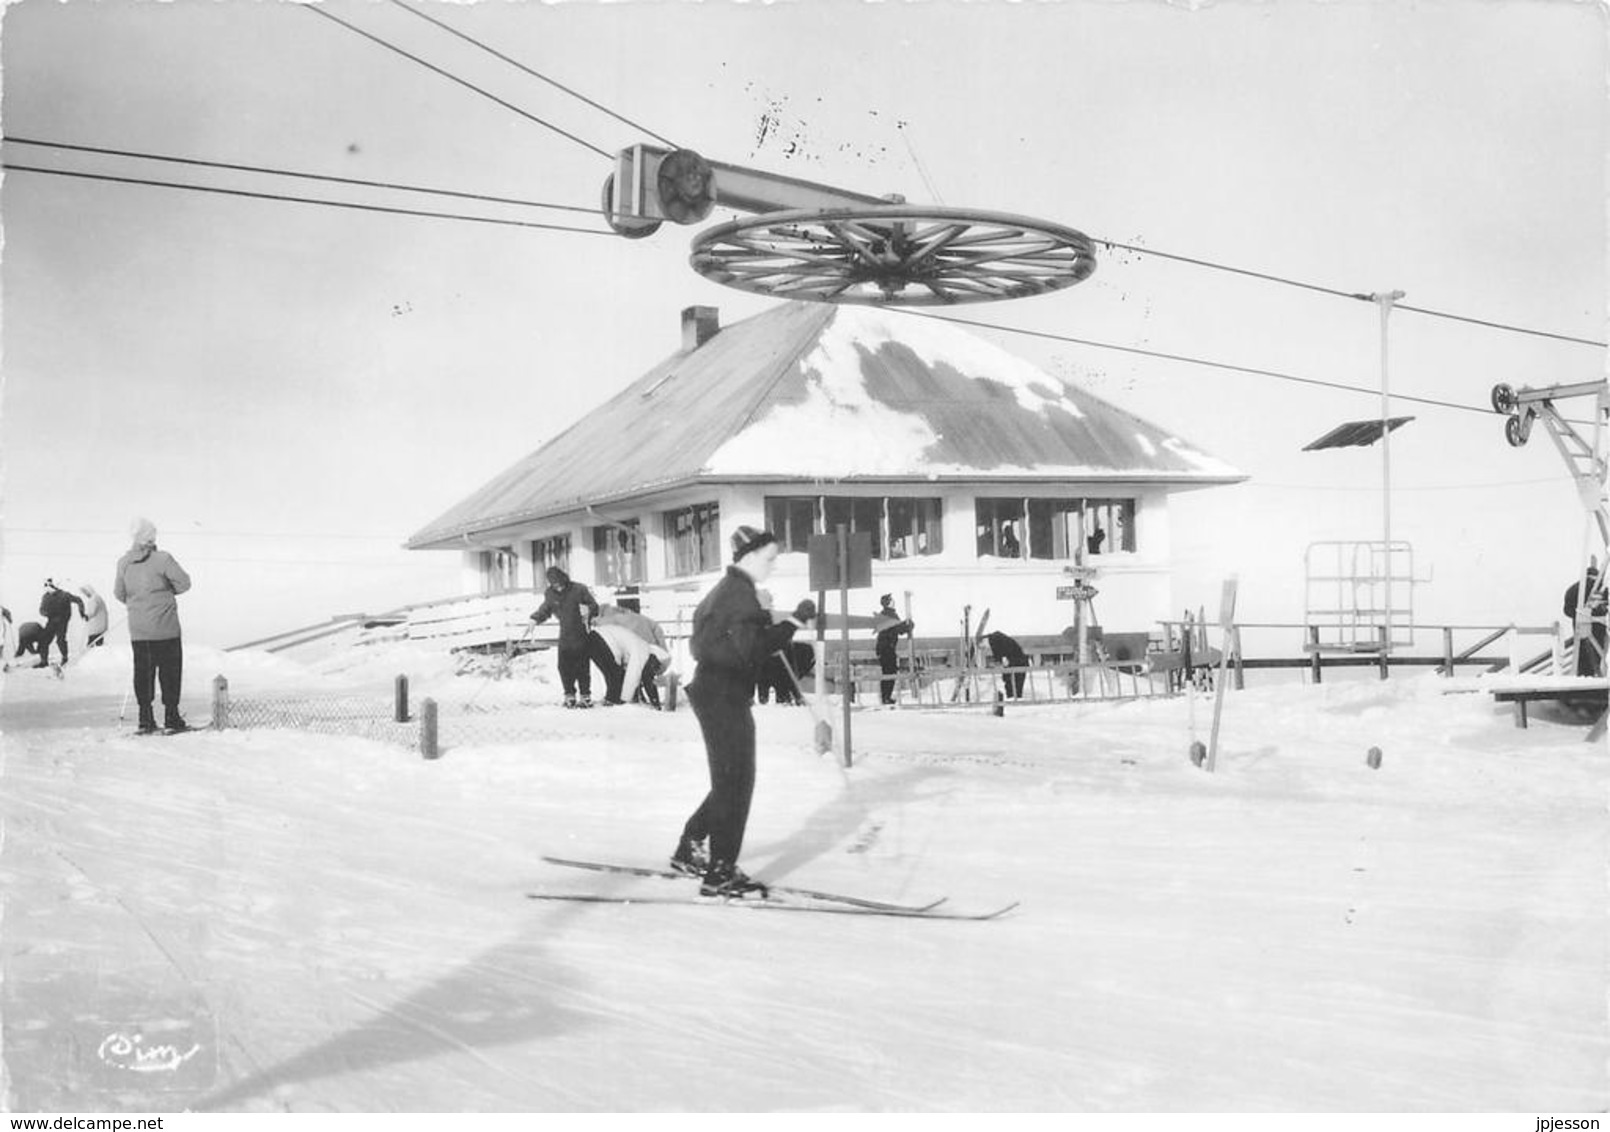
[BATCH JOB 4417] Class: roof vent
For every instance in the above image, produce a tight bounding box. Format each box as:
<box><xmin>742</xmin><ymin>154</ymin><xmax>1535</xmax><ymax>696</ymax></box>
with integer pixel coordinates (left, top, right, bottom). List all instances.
<box><xmin>681</xmin><ymin>306</ymin><xmax>719</xmax><ymax>351</ymax></box>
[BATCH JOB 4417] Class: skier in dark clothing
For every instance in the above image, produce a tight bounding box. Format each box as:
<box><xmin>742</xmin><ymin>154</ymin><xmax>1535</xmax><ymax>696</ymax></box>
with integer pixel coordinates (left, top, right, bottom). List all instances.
<box><xmin>13</xmin><ymin>621</ymin><xmax>49</xmax><ymax>668</ymax></box>
<box><xmin>1563</xmin><ymin>564</ymin><xmax>1608</xmax><ymax>677</ymax></box>
<box><xmin>38</xmin><ymin>579</ymin><xmax>85</xmax><ymax>666</ymax></box>
<box><xmin>530</xmin><ymin>566</ymin><xmax>601</xmax><ymax>708</ymax></box>
<box><xmin>872</xmin><ymin>593</ymin><xmax>914</xmax><ymax>705</ymax></box>
<box><xmin>672</xmin><ymin>525</ymin><xmax>817</xmax><ymax>899</ymax></box>
<box><xmin>985</xmin><ymin>630</ymin><xmax>1029</xmax><ymax>700</ymax></box>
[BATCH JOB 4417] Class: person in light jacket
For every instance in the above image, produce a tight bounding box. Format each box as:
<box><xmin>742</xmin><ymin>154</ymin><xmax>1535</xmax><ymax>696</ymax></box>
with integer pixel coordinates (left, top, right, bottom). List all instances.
<box><xmin>590</xmin><ymin>619</ymin><xmax>671</xmax><ymax>708</ymax></box>
<box><xmin>113</xmin><ymin>518</ymin><xmax>192</xmax><ymax>734</ymax></box>
<box><xmin>81</xmin><ymin>584</ymin><xmax>110</xmax><ymax>648</ymax></box>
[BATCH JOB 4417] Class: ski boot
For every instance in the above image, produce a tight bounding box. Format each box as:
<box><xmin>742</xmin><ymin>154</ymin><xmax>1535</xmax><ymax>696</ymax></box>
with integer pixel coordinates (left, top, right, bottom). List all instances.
<box><xmin>700</xmin><ymin>861</ymin><xmax>768</xmax><ymax>900</ymax></box>
<box><xmin>164</xmin><ymin>709</ymin><xmax>190</xmax><ymax>735</ymax></box>
<box><xmin>669</xmin><ymin>837</ymin><xmax>710</xmax><ymax>877</ymax></box>
<box><xmin>136</xmin><ymin>707</ymin><xmax>160</xmax><ymax>736</ymax></box>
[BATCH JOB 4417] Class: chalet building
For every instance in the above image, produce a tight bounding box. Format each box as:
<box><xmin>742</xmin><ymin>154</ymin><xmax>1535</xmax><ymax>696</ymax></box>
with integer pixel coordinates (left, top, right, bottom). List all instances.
<box><xmin>406</xmin><ymin>302</ymin><xmax>1244</xmax><ymax>645</ymax></box>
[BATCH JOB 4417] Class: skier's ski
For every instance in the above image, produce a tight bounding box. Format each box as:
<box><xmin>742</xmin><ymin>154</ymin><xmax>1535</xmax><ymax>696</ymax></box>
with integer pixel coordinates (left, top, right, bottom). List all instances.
<box><xmin>540</xmin><ymin>855</ymin><xmax>946</xmax><ymax>914</ymax></box>
<box><xmin>526</xmin><ymin>891</ymin><xmax>1019</xmax><ymax>921</ymax></box>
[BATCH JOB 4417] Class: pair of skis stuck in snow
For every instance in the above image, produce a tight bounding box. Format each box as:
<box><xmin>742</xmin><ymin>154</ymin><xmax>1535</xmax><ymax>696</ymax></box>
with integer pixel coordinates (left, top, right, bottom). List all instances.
<box><xmin>529</xmin><ymin>857</ymin><xmax>1019</xmax><ymax>921</ymax></box>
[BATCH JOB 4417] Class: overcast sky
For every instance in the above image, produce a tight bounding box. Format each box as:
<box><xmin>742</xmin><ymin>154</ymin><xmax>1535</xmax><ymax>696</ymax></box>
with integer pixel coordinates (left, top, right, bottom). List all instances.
<box><xmin>1</xmin><ymin>0</ymin><xmax>1603</xmax><ymax>648</ymax></box>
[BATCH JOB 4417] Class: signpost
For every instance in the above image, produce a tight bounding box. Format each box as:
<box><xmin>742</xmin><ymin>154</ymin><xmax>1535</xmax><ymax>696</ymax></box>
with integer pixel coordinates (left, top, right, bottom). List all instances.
<box><xmin>807</xmin><ymin>527</ymin><xmax>872</xmax><ymax>766</ymax></box>
<box><xmin>1059</xmin><ymin>559</ymin><xmax>1099</xmax><ymax>696</ymax></box>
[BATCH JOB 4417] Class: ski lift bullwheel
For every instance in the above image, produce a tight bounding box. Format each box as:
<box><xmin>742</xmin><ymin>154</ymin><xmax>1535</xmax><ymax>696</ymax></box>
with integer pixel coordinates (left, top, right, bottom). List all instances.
<box><xmin>689</xmin><ymin>206</ymin><xmax>1098</xmax><ymax>306</ymax></box>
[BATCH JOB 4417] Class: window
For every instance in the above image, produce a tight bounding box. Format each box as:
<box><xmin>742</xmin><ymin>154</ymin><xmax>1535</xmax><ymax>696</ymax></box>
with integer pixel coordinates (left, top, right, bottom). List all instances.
<box><xmin>1083</xmin><ymin>498</ymin><xmax>1136</xmax><ymax>555</ymax></box>
<box><xmin>887</xmin><ymin>497</ymin><xmax>943</xmax><ymax>558</ymax></box>
<box><xmin>1026</xmin><ymin>498</ymin><xmax>1081</xmax><ymax>560</ymax></box>
<box><xmin>764</xmin><ymin>496</ymin><xmax>818</xmax><ymax>553</ymax></box>
<box><xmin>530</xmin><ymin>534</ymin><xmax>571</xmax><ymax>579</ymax></box>
<box><xmin>823</xmin><ymin>497</ymin><xmax>884</xmax><ymax>555</ymax></box>
<box><xmin>479</xmin><ymin>547</ymin><xmax>518</xmax><ymax>595</ymax></box>
<box><xmin>975</xmin><ymin>498</ymin><xmax>1026</xmax><ymax>558</ymax></box>
<box><xmin>593</xmin><ymin>520</ymin><xmax>643</xmax><ymax>586</ymax></box>
<box><xmin>976</xmin><ymin>496</ymin><xmax>1137</xmax><ymax>559</ymax></box>
<box><xmin>763</xmin><ymin>494</ymin><xmax>945</xmax><ymax>560</ymax></box>
<box><xmin>664</xmin><ymin>502</ymin><xmax>721</xmax><ymax>577</ymax></box>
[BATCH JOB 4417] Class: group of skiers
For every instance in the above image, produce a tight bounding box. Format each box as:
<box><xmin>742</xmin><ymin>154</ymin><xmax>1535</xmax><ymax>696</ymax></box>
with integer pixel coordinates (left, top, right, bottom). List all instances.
<box><xmin>3</xmin><ymin>579</ymin><xmax>108</xmax><ymax>670</ymax></box>
<box><xmin>4</xmin><ymin>518</ymin><xmax>193</xmax><ymax>735</ymax></box>
<box><xmin>529</xmin><ymin>566</ymin><xmax>671</xmax><ymax>709</ymax></box>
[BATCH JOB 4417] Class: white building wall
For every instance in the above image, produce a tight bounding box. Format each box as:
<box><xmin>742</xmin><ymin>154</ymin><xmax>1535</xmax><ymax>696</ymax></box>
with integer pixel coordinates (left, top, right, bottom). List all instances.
<box><xmin>463</xmin><ymin>483</ymin><xmax>1180</xmax><ymax>642</ymax></box>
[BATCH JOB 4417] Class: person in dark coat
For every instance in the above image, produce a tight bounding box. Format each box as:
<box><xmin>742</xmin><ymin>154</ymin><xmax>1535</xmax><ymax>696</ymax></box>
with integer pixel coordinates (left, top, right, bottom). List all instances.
<box><xmin>13</xmin><ymin>620</ymin><xmax>49</xmax><ymax>669</ymax></box>
<box><xmin>872</xmin><ymin>593</ymin><xmax>915</xmax><ymax>705</ymax></box>
<box><xmin>38</xmin><ymin>579</ymin><xmax>85</xmax><ymax>666</ymax></box>
<box><xmin>985</xmin><ymin>630</ymin><xmax>1029</xmax><ymax>700</ymax></box>
<box><xmin>672</xmin><ymin>525</ymin><xmax>817</xmax><ymax>898</ymax></box>
<box><xmin>114</xmin><ymin>518</ymin><xmax>192</xmax><ymax>733</ymax></box>
<box><xmin>756</xmin><ymin>640</ymin><xmax>815</xmax><ymax>705</ymax></box>
<box><xmin>530</xmin><ymin>566</ymin><xmax>602</xmax><ymax>708</ymax></box>
<box><xmin>1563</xmin><ymin>564</ymin><xmax>1608</xmax><ymax>677</ymax></box>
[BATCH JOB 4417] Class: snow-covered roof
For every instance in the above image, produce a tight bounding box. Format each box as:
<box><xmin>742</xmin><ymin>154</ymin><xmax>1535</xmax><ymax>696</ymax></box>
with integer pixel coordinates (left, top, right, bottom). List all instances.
<box><xmin>407</xmin><ymin>301</ymin><xmax>1244</xmax><ymax>549</ymax></box>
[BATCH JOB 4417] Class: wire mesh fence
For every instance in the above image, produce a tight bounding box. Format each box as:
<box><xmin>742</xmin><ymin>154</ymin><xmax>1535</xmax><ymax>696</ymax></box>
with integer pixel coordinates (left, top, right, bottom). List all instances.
<box><xmin>221</xmin><ymin>687</ymin><xmax>421</xmax><ymax>748</ymax></box>
<box><xmin>210</xmin><ymin>664</ymin><xmax>680</xmax><ymax>756</ymax></box>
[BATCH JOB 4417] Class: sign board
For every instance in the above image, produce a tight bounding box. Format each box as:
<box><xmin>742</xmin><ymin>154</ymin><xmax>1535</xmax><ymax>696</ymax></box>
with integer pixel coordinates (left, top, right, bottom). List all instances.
<box><xmin>1056</xmin><ymin>583</ymin><xmax>1099</xmax><ymax>601</ymax></box>
<box><xmin>807</xmin><ymin>531</ymin><xmax>873</xmax><ymax>591</ymax></box>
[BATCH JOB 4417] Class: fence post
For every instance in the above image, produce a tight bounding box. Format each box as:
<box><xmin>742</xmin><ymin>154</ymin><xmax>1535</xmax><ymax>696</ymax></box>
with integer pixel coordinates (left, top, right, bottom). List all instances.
<box><xmin>211</xmin><ymin>675</ymin><xmax>229</xmax><ymax>730</ymax></box>
<box><xmin>395</xmin><ymin>674</ymin><xmax>410</xmax><ymax>723</ymax></box>
<box><xmin>1307</xmin><ymin>626</ymin><xmax>1322</xmax><ymax>685</ymax></box>
<box><xmin>421</xmin><ymin>697</ymin><xmax>439</xmax><ymax>760</ymax></box>
<box><xmin>666</xmin><ymin>672</ymin><xmax>679</xmax><ymax>712</ymax></box>
<box><xmin>1441</xmin><ymin>627</ymin><xmax>1454</xmax><ymax>676</ymax></box>
<box><xmin>1378</xmin><ymin>626</ymin><xmax>1390</xmax><ymax>680</ymax></box>
<box><xmin>1232</xmin><ymin>626</ymin><xmax>1245</xmax><ymax>691</ymax></box>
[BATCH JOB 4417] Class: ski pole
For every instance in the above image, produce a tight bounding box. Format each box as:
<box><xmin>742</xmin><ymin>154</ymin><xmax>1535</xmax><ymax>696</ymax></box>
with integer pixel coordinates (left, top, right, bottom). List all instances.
<box><xmin>777</xmin><ymin>648</ymin><xmax>834</xmax><ymax>756</ymax></box>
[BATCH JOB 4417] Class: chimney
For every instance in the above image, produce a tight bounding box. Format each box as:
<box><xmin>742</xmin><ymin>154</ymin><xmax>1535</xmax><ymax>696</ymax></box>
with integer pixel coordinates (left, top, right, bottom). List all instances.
<box><xmin>681</xmin><ymin>306</ymin><xmax>719</xmax><ymax>351</ymax></box>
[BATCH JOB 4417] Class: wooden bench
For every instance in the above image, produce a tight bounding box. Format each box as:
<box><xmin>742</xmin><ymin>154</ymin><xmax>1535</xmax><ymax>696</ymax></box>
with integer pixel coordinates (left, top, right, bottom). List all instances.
<box><xmin>1490</xmin><ymin>682</ymin><xmax>1608</xmax><ymax>728</ymax></box>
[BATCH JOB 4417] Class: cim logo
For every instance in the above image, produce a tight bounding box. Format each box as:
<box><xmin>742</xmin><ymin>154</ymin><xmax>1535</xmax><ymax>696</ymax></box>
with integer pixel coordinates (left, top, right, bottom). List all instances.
<box><xmin>80</xmin><ymin>1014</ymin><xmax>217</xmax><ymax>1093</ymax></box>
<box><xmin>97</xmin><ymin>1030</ymin><xmax>202</xmax><ymax>1074</ymax></box>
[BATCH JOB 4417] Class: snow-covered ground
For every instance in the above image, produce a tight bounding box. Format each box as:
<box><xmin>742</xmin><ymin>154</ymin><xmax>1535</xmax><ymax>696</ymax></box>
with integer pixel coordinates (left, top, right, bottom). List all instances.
<box><xmin>1</xmin><ymin>642</ymin><xmax>1605</xmax><ymax>1112</ymax></box>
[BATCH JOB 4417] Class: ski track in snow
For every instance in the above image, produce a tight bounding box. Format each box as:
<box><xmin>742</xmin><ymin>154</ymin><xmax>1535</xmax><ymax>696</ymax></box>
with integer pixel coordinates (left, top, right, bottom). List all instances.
<box><xmin>0</xmin><ymin>647</ymin><xmax>1605</xmax><ymax>1111</ymax></box>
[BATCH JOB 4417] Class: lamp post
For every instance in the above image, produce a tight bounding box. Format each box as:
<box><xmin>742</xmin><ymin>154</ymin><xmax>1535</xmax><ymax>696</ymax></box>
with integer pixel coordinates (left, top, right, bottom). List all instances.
<box><xmin>1371</xmin><ymin>290</ymin><xmax>1406</xmax><ymax>663</ymax></box>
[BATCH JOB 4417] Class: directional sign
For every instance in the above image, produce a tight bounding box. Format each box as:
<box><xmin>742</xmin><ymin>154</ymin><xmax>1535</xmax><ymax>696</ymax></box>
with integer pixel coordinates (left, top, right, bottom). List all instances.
<box><xmin>808</xmin><ymin>531</ymin><xmax>873</xmax><ymax>591</ymax></box>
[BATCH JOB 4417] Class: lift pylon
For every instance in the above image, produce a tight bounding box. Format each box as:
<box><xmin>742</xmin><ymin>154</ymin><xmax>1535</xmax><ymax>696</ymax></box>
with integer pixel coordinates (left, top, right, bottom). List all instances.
<box><xmin>1492</xmin><ymin>378</ymin><xmax>1610</xmax><ymax>675</ymax></box>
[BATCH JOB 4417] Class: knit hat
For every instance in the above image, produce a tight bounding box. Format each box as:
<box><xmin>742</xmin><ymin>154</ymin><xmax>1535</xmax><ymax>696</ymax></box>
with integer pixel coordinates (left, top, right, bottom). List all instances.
<box><xmin>879</xmin><ymin>593</ymin><xmax>894</xmax><ymax>606</ymax></box>
<box><xmin>130</xmin><ymin>517</ymin><xmax>158</xmax><ymax>546</ymax></box>
<box><xmin>730</xmin><ymin>525</ymin><xmax>777</xmax><ymax>563</ymax></box>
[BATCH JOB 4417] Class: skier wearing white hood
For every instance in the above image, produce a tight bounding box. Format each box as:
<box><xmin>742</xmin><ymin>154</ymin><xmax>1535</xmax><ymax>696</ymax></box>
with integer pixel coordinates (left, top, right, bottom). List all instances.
<box><xmin>81</xmin><ymin>584</ymin><xmax>109</xmax><ymax>648</ymax></box>
<box><xmin>114</xmin><ymin>518</ymin><xmax>192</xmax><ymax>734</ymax></box>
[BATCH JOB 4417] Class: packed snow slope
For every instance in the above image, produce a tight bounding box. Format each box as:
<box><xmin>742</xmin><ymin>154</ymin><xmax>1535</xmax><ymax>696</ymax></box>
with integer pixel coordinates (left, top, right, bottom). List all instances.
<box><xmin>1</xmin><ymin>644</ymin><xmax>1605</xmax><ymax>1112</ymax></box>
